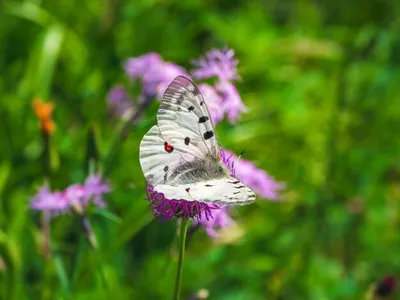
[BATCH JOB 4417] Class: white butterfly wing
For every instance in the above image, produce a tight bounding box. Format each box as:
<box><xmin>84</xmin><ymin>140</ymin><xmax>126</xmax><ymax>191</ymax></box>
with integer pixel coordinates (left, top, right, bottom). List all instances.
<box><xmin>139</xmin><ymin>125</ymin><xmax>183</xmax><ymax>186</ymax></box>
<box><xmin>157</xmin><ymin>76</ymin><xmax>221</xmax><ymax>160</ymax></box>
<box><xmin>154</xmin><ymin>177</ymin><xmax>256</xmax><ymax>206</ymax></box>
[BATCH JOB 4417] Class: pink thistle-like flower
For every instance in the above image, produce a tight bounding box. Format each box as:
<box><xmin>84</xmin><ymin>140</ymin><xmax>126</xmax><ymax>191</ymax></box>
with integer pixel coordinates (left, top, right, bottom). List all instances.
<box><xmin>191</xmin><ymin>48</ymin><xmax>247</xmax><ymax>123</ymax></box>
<box><xmin>84</xmin><ymin>174</ymin><xmax>110</xmax><ymax>208</ymax></box>
<box><xmin>124</xmin><ymin>53</ymin><xmax>188</xmax><ymax>97</ymax></box>
<box><xmin>216</xmin><ymin>80</ymin><xmax>247</xmax><ymax>123</ymax></box>
<box><xmin>194</xmin><ymin>206</ymin><xmax>236</xmax><ymax>238</ymax></box>
<box><xmin>30</xmin><ymin>185</ymin><xmax>69</xmax><ymax>214</ymax></box>
<box><xmin>192</xmin><ymin>48</ymin><xmax>239</xmax><ymax>81</ymax></box>
<box><xmin>30</xmin><ymin>174</ymin><xmax>110</xmax><ymax>217</ymax></box>
<box><xmin>124</xmin><ymin>53</ymin><xmax>163</xmax><ymax>79</ymax></box>
<box><xmin>222</xmin><ymin>150</ymin><xmax>284</xmax><ymax>200</ymax></box>
<box><xmin>146</xmin><ymin>183</ymin><xmax>219</xmax><ymax>221</ymax></box>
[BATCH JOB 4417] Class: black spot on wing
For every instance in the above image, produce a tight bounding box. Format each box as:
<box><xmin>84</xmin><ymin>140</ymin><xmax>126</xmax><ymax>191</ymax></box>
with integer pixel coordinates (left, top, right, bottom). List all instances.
<box><xmin>188</xmin><ymin>106</ymin><xmax>195</xmax><ymax>112</ymax></box>
<box><xmin>203</xmin><ymin>131</ymin><xmax>214</xmax><ymax>140</ymax></box>
<box><xmin>199</xmin><ymin>116</ymin><xmax>209</xmax><ymax>123</ymax></box>
<box><xmin>205</xmin><ymin>184</ymin><xmax>213</xmax><ymax>187</ymax></box>
<box><xmin>228</xmin><ymin>180</ymin><xmax>241</xmax><ymax>184</ymax></box>
<box><xmin>163</xmin><ymin>166</ymin><xmax>169</xmax><ymax>172</ymax></box>
<box><xmin>233</xmin><ymin>191</ymin><xmax>240</xmax><ymax>194</ymax></box>
<box><xmin>164</xmin><ymin>173</ymin><xmax>168</xmax><ymax>183</ymax></box>
<box><xmin>184</xmin><ymin>137</ymin><xmax>190</xmax><ymax>145</ymax></box>
<box><xmin>200</xmin><ymin>101</ymin><xmax>204</xmax><ymax>106</ymax></box>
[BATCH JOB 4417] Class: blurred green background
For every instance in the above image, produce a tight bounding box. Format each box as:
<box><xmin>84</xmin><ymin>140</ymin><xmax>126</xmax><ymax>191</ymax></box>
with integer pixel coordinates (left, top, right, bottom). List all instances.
<box><xmin>1</xmin><ymin>0</ymin><xmax>400</xmax><ymax>299</ymax></box>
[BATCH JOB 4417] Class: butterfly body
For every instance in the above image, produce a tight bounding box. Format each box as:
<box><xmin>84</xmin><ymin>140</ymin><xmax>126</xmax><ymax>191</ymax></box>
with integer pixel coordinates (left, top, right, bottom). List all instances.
<box><xmin>139</xmin><ymin>76</ymin><xmax>255</xmax><ymax>206</ymax></box>
<box><xmin>166</xmin><ymin>154</ymin><xmax>229</xmax><ymax>185</ymax></box>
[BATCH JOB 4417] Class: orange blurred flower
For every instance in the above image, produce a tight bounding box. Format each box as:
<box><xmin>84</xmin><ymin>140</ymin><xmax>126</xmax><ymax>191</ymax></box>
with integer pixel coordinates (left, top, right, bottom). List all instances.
<box><xmin>33</xmin><ymin>98</ymin><xmax>55</xmax><ymax>135</ymax></box>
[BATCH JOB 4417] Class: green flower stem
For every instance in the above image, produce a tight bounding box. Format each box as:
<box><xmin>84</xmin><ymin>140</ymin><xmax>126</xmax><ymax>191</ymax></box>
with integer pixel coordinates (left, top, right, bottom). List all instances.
<box><xmin>173</xmin><ymin>219</ymin><xmax>190</xmax><ymax>300</ymax></box>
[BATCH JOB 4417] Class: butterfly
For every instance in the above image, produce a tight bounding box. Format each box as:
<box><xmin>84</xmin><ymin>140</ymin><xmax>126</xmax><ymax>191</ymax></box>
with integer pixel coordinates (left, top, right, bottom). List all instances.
<box><xmin>139</xmin><ymin>76</ymin><xmax>256</xmax><ymax>206</ymax></box>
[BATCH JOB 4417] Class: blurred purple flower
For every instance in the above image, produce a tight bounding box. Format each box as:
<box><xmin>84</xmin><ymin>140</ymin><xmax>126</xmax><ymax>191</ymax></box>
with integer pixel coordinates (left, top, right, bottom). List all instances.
<box><xmin>31</xmin><ymin>174</ymin><xmax>110</xmax><ymax>216</ymax></box>
<box><xmin>124</xmin><ymin>53</ymin><xmax>188</xmax><ymax>98</ymax></box>
<box><xmin>223</xmin><ymin>150</ymin><xmax>283</xmax><ymax>200</ymax></box>
<box><xmin>84</xmin><ymin>174</ymin><xmax>110</xmax><ymax>208</ymax></box>
<box><xmin>191</xmin><ymin>48</ymin><xmax>246</xmax><ymax>123</ymax></box>
<box><xmin>197</xmin><ymin>83</ymin><xmax>224</xmax><ymax>124</ymax></box>
<box><xmin>30</xmin><ymin>185</ymin><xmax>69</xmax><ymax>214</ymax></box>
<box><xmin>216</xmin><ymin>80</ymin><xmax>247</xmax><ymax>123</ymax></box>
<box><xmin>124</xmin><ymin>53</ymin><xmax>163</xmax><ymax>79</ymax></box>
<box><xmin>64</xmin><ymin>184</ymin><xmax>87</xmax><ymax>214</ymax></box>
<box><xmin>192</xmin><ymin>48</ymin><xmax>239</xmax><ymax>81</ymax></box>
<box><xmin>194</xmin><ymin>207</ymin><xmax>235</xmax><ymax>238</ymax></box>
<box><xmin>107</xmin><ymin>85</ymin><xmax>133</xmax><ymax>119</ymax></box>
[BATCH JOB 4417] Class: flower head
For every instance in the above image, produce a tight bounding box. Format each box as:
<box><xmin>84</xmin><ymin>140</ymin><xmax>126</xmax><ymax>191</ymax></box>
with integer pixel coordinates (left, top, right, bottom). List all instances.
<box><xmin>30</xmin><ymin>185</ymin><xmax>69</xmax><ymax>214</ymax></box>
<box><xmin>222</xmin><ymin>150</ymin><xmax>284</xmax><ymax>200</ymax></box>
<box><xmin>32</xmin><ymin>98</ymin><xmax>55</xmax><ymax>134</ymax></box>
<box><xmin>146</xmin><ymin>184</ymin><xmax>219</xmax><ymax>221</ymax></box>
<box><xmin>124</xmin><ymin>53</ymin><xmax>163</xmax><ymax>79</ymax></box>
<box><xmin>124</xmin><ymin>53</ymin><xmax>187</xmax><ymax>97</ymax></box>
<box><xmin>194</xmin><ymin>207</ymin><xmax>235</xmax><ymax>238</ymax></box>
<box><xmin>84</xmin><ymin>174</ymin><xmax>110</xmax><ymax>208</ymax></box>
<box><xmin>31</xmin><ymin>174</ymin><xmax>110</xmax><ymax>216</ymax></box>
<box><xmin>216</xmin><ymin>81</ymin><xmax>247</xmax><ymax>123</ymax></box>
<box><xmin>192</xmin><ymin>48</ymin><xmax>239</xmax><ymax>81</ymax></box>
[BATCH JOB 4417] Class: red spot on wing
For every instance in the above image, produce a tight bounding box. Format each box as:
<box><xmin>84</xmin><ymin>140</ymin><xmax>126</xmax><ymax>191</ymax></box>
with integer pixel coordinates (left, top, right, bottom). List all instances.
<box><xmin>185</xmin><ymin>188</ymin><xmax>190</xmax><ymax>193</ymax></box>
<box><xmin>164</xmin><ymin>142</ymin><xmax>174</xmax><ymax>153</ymax></box>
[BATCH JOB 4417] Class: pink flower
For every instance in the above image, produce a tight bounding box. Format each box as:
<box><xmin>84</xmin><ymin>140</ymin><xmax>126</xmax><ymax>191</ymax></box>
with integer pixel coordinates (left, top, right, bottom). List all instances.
<box><xmin>146</xmin><ymin>183</ymin><xmax>219</xmax><ymax>221</ymax></box>
<box><xmin>30</xmin><ymin>185</ymin><xmax>69</xmax><ymax>214</ymax></box>
<box><xmin>216</xmin><ymin>80</ymin><xmax>247</xmax><ymax>123</ymax></box>
<box><xmin>192</xmin><ymin>49</ymin><xmax>239</xmax><ymax>81</ymax></box>
<box><xmin>84</xmin><ymin>174</ymin><xmax>111</xmax><ymax>208</ymax></box>
<box><xmin>194</xmin><ymin>207</ymin><xmax>235</xmax><ymax>238</ymax></box>
<box><xmin>30</xmin><ymin>174</ymin><xmax>111</xmax><ymax>216</ymax></box>
<box><xmin>124</xmin><ymin>53</ymin><xmax>163</xmax><ymax>79</ymax></box>
<box><xmin>222</xmin><ymin>150</ymin><xmax>284</xmax><ymax>200</ymax></box>
<box><xmin>124</xmin><ymin>53</ymin><xmax>188</xmax><ymax>97</ymax></box>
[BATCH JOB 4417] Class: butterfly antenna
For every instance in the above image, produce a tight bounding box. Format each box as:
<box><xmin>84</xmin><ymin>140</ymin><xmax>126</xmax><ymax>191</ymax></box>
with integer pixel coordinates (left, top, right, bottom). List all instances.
<box><xmin>235</xmin><ymin>150</ymin><xmax>245</xmax><ymax>165</ymax></box>
<box><xmin>230</xmin><ymin>151</ymin><xmax>244</xmax><ymax>178</ymax></box>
